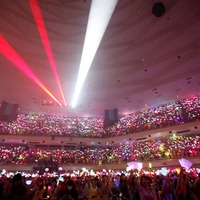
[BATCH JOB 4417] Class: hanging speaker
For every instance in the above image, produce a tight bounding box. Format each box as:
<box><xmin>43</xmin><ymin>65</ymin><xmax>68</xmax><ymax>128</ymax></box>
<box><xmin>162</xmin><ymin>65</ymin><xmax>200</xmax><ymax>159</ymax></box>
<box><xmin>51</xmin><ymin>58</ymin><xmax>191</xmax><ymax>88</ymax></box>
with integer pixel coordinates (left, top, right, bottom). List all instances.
<box><xmin>152</xmin><ymin>2</ymin><xmax>165</xmax><ymax>17</ymax></box>
<box><xmin>103</xmin><ymin>108</ymin><xmax>118</xmax><ymax>128</ymax></box>
<box><xmin>0</xmin><ymin>101</ymin><xmax>19</xmax><ymax>122</ymax></box>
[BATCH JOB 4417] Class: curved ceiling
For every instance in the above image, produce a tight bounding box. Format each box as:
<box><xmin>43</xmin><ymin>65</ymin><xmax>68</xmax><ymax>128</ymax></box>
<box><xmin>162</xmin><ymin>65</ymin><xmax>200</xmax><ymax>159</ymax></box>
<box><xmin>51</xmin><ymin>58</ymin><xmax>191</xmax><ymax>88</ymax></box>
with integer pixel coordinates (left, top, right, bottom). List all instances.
<box><xmin>0</xmin><ymin>0</ymin><xmax>200</xmax><ymax>117</ymax></box>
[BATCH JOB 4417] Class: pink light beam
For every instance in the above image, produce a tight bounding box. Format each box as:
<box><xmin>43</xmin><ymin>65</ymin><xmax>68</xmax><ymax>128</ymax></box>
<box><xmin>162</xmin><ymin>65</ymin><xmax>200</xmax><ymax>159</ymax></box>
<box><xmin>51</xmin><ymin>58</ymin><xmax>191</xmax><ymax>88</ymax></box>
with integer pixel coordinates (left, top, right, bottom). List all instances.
<box><xmin>29</xmin><ymin>0</ymin><xmax>67</xmax><ymax>106</ymax></box>
<box><xmin>0</xmin><ymin>35</ymin><xmax>62</xmax><ymax>106</ymax></box>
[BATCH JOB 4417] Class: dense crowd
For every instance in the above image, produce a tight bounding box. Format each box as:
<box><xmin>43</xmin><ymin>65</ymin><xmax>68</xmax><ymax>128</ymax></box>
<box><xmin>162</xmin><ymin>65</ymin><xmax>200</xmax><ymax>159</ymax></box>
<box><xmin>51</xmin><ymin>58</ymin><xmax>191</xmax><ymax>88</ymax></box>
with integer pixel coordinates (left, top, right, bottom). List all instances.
<box><xmin>108</xmin><ymin>96</ymin><xmax>200</xmax><ymax>137</ymax></box>
<box><xmin>0</xmin><ymin>96</ymin><xmax>200</xmax><ymax>138</ymax></box>
<box><xmin>0</xmin><ymin>135</ymin><xmax>199</xmax><ymax>167</ymax></box>
<box><xmin>0</xmin><ymin>167</ymin><xmax>200</xmax><ymax>200</ymax></box>
<box><xmin>0</xmin><ymin>96</ymin><xmax>199</xmax><ymax>199</ymax></box>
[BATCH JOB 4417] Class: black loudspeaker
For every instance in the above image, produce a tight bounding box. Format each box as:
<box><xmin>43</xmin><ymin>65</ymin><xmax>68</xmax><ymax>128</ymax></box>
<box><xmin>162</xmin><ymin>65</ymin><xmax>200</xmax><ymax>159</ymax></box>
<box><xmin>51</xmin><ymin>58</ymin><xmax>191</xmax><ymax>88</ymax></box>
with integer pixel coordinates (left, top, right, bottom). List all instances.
<box><xmin>152</xmin><ymin>2</ymin><xmax>165</xmax><ymax>17</ymax></box>
<box><xmin>103</xmin><ymin>108</ymin><xmax>118</xmax><ymax>128</ymax></box>
<box><xmin>0</xmin><ymin>101</ymin><xmax>19</xmax><ymax>122</ymax></box>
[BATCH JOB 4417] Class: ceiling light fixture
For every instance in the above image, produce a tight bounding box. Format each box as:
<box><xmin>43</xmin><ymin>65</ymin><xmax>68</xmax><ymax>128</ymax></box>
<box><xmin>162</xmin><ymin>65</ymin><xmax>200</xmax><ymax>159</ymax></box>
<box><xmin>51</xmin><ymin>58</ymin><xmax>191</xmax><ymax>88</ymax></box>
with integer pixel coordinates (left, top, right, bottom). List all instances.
<box><xmin>71</xmin><ymin>0</ymin><xmax>118</xmax><ymax>108</ymax></box>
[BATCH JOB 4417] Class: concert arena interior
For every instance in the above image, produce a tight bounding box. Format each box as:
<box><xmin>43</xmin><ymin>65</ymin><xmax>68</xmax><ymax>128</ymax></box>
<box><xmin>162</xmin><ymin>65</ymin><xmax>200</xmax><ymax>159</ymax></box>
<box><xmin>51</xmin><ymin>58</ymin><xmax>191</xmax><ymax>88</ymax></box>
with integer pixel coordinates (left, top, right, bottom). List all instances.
<box><xmin>0</xmin><ymin>0</ymin><xmax>200</xmax><ymax>200</ymax></box>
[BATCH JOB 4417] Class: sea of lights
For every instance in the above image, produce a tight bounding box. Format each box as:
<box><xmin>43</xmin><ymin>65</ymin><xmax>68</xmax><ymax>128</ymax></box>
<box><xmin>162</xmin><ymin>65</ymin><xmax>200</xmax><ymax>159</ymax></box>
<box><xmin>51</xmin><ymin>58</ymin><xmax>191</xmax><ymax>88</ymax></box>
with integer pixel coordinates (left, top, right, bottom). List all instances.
<box><xmin>0</xmin><ymin>96</ymin><xmax>199</xmax><ymax>138</ymax></box>
<box><xmin>1</xmin><ymin>167</ymin><xmax>200</xmax><ymax>179</ymax></box>
<box><xmin>0</xmin><ymin>135</ymin><xmax>199</xmax><ymax>165</ymax></box>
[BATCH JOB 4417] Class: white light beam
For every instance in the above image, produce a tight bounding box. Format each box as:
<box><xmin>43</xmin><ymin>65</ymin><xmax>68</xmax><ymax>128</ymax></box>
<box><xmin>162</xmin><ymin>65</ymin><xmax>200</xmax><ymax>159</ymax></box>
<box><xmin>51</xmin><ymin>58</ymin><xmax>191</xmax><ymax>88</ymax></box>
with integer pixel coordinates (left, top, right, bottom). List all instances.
<box><xmin>71</xmin><ymin>0</ymin><xmax>118</xmax><ymax>108</ymax></box>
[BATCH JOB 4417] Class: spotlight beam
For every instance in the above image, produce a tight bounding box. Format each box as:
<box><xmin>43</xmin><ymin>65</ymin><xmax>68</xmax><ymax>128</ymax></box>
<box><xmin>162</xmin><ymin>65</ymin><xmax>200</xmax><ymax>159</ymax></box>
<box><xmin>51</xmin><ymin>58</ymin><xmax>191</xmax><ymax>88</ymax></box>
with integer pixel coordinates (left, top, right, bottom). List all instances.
<box><xmin>0</xmin><ymin>35</ymin><xmax>62</xmax><ymax>106</ymax></box>
<box><xmin>71</xmin><ymin>0</ymin><xmax>118</xmax><ymax>108</ymax></box>
<box><xmin>29</xmin><ymin>0</ymin><xmax>67</xmax><ymax>106</ymax></box>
